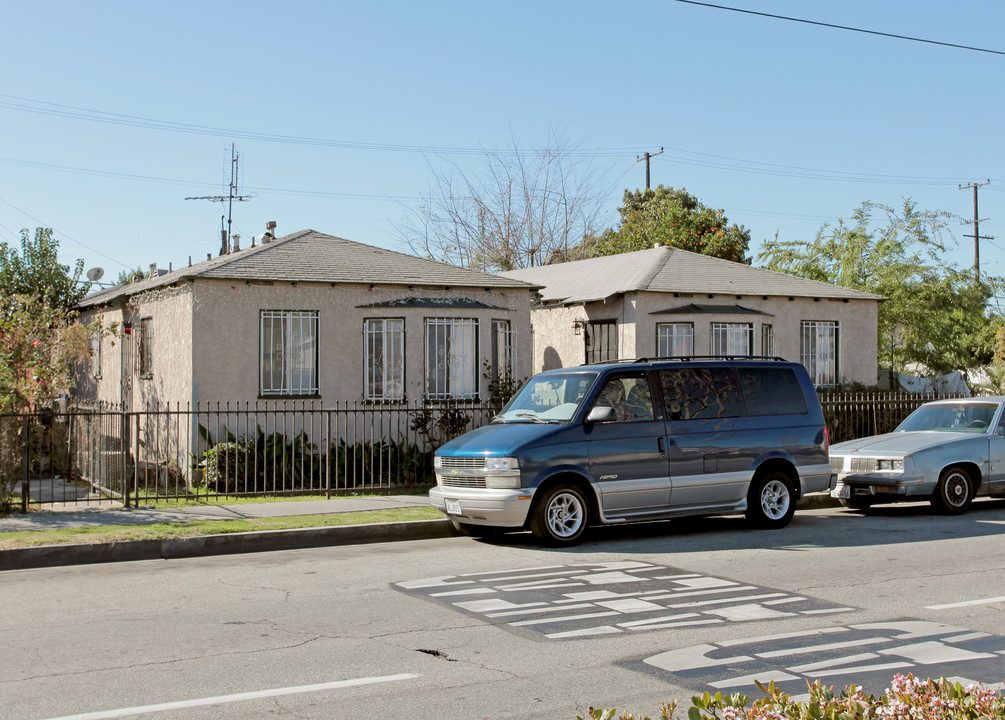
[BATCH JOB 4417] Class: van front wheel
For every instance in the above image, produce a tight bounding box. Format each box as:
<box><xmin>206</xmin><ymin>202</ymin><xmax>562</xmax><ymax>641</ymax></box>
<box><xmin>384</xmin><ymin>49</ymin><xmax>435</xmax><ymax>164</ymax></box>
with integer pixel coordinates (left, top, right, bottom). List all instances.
<box><xmin>746</xmin><ymin>472</ymin><xmax>796</xmax><ymax>529</ymax></box>
<box><xmin>529</xmin><ymin>484</ymin><xmax>589</xmax><ymax>545</ymax></box>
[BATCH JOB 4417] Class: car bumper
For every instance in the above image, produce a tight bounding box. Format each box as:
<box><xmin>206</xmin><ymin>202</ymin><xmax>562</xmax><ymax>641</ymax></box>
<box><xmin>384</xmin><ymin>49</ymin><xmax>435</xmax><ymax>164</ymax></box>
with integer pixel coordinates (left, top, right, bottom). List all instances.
<box><xmin>830</xmin><ymin>473</ymin><xmax>930</xmax><ymax>500</ymax></box>
<box><xmin>429</xmin><ymin>485</ymin><xmax>535</xmax><ymax>528</ymax></box>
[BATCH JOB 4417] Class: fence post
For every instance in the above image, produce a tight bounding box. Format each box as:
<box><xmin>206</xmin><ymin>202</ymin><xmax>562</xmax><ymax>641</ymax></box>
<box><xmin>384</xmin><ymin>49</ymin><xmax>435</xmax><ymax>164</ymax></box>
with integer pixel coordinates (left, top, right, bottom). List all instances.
<box><xmin>20</xmin><ymin>415</ymin><xmax>29</xmax><ymax>513</ymax></box>
<box><xmin>120</xmin><ymin>411</ymin><xmax>131</xmax><ymax>508</ymax></box>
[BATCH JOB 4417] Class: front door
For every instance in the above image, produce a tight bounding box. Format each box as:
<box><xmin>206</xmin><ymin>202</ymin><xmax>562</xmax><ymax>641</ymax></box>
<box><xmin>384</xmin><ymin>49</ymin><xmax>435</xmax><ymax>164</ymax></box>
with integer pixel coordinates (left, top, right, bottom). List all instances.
<box><xmin>585</xmin><ymin>373</ymin><xmax>670</xmax><ymax>516</ymax></box>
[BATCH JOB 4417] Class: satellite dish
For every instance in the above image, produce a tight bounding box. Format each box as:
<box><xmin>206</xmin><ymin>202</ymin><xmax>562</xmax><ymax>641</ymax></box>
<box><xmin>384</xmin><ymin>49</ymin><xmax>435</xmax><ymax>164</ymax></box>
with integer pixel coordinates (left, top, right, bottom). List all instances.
<box><xmin>86</xmin><ymin>267</ymin><xmax>104</xmax><ymax>282</ymax></box>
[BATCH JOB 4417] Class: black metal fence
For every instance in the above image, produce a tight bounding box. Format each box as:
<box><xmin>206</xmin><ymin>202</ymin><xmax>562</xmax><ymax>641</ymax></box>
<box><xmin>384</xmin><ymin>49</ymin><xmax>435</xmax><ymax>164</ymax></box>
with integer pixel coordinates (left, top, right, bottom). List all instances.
<box><xmin>0</xmin><ymin>391</ymin><xmax>963</xmax><ymax>511</ymax></box>
<box><xmin>819</xmin><ymin>391</ymin><xmax>955</xmax><ymax>444</ymax></box>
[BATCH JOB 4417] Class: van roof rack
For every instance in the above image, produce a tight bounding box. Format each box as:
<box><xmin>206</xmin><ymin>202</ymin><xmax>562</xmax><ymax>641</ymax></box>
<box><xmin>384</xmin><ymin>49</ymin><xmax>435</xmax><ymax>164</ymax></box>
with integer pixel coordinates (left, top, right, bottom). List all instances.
<box><xmin>582</xmin><ymin>355</ymin><xmax>788</xmax><ymax>366</ymax></box>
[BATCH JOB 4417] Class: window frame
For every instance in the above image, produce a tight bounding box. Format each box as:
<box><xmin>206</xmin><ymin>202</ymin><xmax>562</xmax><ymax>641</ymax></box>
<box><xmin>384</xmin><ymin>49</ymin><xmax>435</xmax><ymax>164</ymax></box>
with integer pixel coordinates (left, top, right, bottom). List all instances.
<box><xmin>138</xmin><ymin>317</ymin><xmax>153</xmax><ymax>379</ymax></box>
<box><xmin>801</xmin><ymin>320</ymin><xmax>840</xmax><ymax>387</ymax></box>
<box><xmin>424</xmin><ymin>316</ymin><xmax>479</xmax><ymax>401</ymax></box>
<box><xmin>709</xmin><ymin>322</ymin><xmax>754</xmax><ymax>357</ymax></box>
<box><xmin>490</xmin><ymin>318</ymin><xmax>513</xmax><ymax>382</ymax></box>
<box><xmin>761</xmin><ymin>323</ymin><xmax>776</xmax><ymax>357</ymax></box>
<box><xmin>259</xmin><ymin>309</ymin><xmax>320</xmax><ymax>397</ymax></box>
<box><xmin>363</xmin><ymin>317</ymin><xmax>405</xmax><ymax>402</ymax></box>
<box><xmin>656</xmin><ymin>322</ymin><xmax>694</xmax><ymax>358</ymax></box>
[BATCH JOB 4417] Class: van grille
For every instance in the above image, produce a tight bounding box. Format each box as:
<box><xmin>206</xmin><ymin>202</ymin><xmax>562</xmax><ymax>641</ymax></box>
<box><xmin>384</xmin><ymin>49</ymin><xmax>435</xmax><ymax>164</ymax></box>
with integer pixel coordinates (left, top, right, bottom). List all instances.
<box><xmin>441</xmin><ymin>476</ymin><xmax>486</xmax><ymax>488</ymax></box>
<box><xmin>438</xmin><ymin>457</ymin><xmax>486</xmax><ymax>469</ymax></box>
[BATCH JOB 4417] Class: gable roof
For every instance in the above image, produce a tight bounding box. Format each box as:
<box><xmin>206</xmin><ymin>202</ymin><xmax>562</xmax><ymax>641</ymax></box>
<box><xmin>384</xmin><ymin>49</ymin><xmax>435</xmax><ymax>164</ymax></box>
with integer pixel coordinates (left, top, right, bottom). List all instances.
<box><xmin>498</xmin><ymin>246</ymin><xmax>884</xmax><ymax>304</ymax></box>
<box><xmin>79</xmin><ymin>229</ymin><xmax>536</xmax><ymax>308</ymax></box>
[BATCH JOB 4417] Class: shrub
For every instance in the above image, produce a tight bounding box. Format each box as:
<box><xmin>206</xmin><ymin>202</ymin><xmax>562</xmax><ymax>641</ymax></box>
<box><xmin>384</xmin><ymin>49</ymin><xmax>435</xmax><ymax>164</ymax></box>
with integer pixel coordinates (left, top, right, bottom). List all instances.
<box><xmin>580</xmin><ymin>675</ymin><xmax>1005</xmax><ymax>720</ymax></box>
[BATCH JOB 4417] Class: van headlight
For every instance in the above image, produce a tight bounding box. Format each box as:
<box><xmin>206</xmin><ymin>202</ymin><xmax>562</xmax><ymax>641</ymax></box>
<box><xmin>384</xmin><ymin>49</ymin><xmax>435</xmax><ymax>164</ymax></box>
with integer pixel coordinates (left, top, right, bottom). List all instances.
<box><xmin>485</xmin><ymin>457</ymin><xmax>521</xmax><ymax>488</ymax></box>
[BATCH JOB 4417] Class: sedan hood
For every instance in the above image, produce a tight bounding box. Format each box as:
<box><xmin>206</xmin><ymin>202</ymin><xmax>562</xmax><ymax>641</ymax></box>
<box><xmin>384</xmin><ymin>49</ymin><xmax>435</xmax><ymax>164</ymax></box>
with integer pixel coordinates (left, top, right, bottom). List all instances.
<box><xmin>831</xmin><ymin>431</ymin><xmax>982</xmax><ymax>456</ymax></box>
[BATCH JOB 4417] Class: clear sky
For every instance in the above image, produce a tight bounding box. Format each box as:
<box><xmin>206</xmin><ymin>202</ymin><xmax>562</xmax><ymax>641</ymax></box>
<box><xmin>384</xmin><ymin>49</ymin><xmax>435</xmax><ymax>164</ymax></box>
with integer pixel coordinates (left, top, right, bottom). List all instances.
<box><xmin>2</xmin><ymin>0</ymin><xmax>1003</xmax><ymax>285</ymax></box>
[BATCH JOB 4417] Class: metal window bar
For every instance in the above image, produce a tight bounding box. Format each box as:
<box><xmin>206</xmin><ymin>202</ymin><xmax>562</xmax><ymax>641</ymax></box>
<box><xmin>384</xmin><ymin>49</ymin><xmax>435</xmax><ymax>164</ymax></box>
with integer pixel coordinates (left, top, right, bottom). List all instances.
<box><xmin>710</xmin><ymin>323</ymin><xmax>753</xmax><ymax>356</ymax></box>
<box><xmin>425</xmin><ymin>318</ymin><xmax>479</xmax><ymax>400</ymax></box>
<box><xmin>657</xmin><ymin>323</ymin><xmax>694</xmax><ymax>357</ymax></box>
<box><xmin>802</xmin><ymin>321</ymin><xmax>840</xmax><ymax>387</ymax></box>
<box><xmin>364</xmin><ymin>318</ymin><xmax>405</xmax><ymax>400</ymax></box>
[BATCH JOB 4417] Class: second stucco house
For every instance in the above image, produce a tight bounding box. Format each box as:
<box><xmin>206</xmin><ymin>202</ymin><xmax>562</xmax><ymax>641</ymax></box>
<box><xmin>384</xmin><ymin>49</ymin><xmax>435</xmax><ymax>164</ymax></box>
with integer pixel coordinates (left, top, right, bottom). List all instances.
<box><xmin>499</xmin><ymin>246</ymin><xmax>884</xmax><ymax>387</ymax></box>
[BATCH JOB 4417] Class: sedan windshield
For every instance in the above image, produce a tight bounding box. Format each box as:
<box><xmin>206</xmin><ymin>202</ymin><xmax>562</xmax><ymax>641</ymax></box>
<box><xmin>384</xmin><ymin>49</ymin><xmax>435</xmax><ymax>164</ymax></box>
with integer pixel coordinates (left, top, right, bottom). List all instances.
<box><xmin>493</xmin><ymin>372</ymin><xmax>599</xmax><ymax>423</ymax></box>
<box><xmin>896</xmin><ymin>402</ymin><xmax>1000</xmax><ymax>433</ymax></box>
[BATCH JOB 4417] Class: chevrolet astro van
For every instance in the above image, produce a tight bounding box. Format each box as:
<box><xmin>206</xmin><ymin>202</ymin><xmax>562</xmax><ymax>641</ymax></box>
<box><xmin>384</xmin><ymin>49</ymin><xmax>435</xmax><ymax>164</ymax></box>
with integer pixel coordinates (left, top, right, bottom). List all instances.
<box><xmin>429</xmin><ymin>357</ymin><xmax>832</xmax><ymax>545</ymax></box>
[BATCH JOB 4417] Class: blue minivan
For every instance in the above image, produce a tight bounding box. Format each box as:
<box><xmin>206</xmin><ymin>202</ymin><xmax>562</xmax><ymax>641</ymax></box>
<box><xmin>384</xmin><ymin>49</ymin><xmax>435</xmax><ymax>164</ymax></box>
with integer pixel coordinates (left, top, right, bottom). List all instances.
<box><xmin>429</xmin><ymin>357</ymin><xmax>832</xmax><ymax>545</ymax></box>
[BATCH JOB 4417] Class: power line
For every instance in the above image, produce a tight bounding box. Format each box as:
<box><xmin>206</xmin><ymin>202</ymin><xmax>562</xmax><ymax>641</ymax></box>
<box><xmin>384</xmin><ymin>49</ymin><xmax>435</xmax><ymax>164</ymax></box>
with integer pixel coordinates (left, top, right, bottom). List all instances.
<box><xmin>671</xmin><ymin>1</ymin><xmax>1005</xmax><ymax>56</ymax></box>
<box><xmin>0</xmin><ymin>93</ymin><xmax>643</xmax><ymax>158</ymax></box>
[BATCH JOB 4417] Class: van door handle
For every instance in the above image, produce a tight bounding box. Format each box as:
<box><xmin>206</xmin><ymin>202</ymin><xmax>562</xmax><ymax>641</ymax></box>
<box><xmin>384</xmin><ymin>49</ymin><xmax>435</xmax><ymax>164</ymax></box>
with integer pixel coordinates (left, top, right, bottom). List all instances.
<box><xmin>657</xmin><ymin>437</ymin><xmax>666</xmax><ymax>456</ymax></box>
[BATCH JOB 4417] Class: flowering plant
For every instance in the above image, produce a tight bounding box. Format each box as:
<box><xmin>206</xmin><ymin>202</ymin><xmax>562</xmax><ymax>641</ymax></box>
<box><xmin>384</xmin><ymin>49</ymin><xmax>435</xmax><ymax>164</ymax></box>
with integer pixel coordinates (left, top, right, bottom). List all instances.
<box><xmin>580</xmin><ymin>674</ymin><xmax>1004</xmax><ymax>720</ymax></box>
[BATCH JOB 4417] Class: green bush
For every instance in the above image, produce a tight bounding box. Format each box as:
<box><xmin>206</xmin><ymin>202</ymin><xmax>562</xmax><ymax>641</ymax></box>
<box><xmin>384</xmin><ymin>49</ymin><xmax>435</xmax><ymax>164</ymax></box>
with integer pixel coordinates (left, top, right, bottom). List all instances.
<box><xmin>580</xmin><ymin>674</ymin><xmax>1004</xmax><ymax>720</ymax></box>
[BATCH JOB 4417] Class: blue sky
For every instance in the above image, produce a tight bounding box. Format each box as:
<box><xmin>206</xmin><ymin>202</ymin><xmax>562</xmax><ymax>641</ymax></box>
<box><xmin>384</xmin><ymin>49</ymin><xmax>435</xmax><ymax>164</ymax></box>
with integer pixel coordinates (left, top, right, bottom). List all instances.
<box><xmin>2</xmin><ymin>1</ymin><xmax>1003</xmax><ymax>283</ymax></box>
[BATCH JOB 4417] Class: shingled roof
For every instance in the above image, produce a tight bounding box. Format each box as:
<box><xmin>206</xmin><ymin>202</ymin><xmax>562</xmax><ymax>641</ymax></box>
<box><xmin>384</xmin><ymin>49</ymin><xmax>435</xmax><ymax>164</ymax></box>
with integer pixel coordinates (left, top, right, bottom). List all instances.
<box><xmin>79</xmin><ymin>230</ymin><xmax>535</xmax><ymax>308</ymax></box>
<box><xmin>498</xmin><ymin>246</ymin><xmax>884</xmax><ymax>304</ymax></box>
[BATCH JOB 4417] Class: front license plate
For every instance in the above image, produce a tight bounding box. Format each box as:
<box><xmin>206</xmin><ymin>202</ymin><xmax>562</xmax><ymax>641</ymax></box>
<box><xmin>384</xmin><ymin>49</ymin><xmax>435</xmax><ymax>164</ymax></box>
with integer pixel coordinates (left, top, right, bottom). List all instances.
<box><xmin>445</xmin><ymin>499</ymin><xmax>462</xmax><ymax>515</ymax></box>
<box><xmin>832</xmin><ymin>483</ymin><xmax>851</xmax><ymax>499</ymax></box>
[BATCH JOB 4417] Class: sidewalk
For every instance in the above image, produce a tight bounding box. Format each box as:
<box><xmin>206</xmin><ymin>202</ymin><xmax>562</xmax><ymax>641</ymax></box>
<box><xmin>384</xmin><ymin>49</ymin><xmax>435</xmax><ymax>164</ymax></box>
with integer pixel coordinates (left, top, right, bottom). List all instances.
<box><xmin>0</xmin><ymin>494</ymin><xmax>453</xmax><ymax>572</ymax></box>
<box><xmin>0</xmin><ymin>492</ymin><xmax>841</xmax><ymax>572</ymax></box>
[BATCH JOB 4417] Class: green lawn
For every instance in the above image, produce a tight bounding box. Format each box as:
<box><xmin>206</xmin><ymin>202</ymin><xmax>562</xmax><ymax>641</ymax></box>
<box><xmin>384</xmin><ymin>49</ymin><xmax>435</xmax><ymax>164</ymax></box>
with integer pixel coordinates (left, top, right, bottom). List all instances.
<box><xmin>0</xmin><ymin>506</ymin><xmax>443</xmax><ymax>550</ymax></box>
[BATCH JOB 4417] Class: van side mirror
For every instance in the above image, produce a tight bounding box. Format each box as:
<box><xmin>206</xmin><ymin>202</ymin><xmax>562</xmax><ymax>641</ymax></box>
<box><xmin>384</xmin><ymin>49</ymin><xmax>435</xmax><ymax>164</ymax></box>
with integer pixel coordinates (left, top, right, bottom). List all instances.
<box><xmin>586</xmin><ymin>406</ymin><xmax>615</xmax><ymax>424</ymax></box>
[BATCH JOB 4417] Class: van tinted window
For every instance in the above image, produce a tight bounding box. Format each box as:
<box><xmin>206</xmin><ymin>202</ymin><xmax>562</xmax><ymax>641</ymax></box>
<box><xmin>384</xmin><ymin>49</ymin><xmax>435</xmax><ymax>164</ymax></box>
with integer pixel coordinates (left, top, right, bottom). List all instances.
<box><xmin>737</xmin><ymin>367</ymin><xmax>807</xmax><ymax>416</ymax></box>
<box><xmin>660</xmin><ymin>367</ymin><xmax>743</xmax><ymax>420</ymax></box>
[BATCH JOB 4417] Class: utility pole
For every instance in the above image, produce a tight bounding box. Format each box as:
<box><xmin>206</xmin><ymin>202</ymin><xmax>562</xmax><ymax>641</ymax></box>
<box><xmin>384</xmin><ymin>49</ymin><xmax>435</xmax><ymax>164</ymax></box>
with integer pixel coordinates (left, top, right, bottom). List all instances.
<box><xmin>959</xmin><ymin>180</ymin><xmax>992</xmax><ymax>281</ymax></box>
<box><xmin>635</xmin><ymin>147</ymin><xmax>664</xmax><ymax>189</ymax></box>
<box><xmin>185</xmin><ymin>144</ymin><xmax>255</xmax><ymax>255</ymax></box>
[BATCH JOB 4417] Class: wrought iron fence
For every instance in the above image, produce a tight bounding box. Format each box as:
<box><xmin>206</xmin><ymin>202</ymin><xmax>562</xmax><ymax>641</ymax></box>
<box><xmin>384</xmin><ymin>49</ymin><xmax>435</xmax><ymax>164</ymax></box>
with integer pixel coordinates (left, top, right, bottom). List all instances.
<box><xmin>3</xmin><ymin>400</ymin><xmax>498</xmax><ymax>510</ymax></box>
<box><xmin>0</xmin><ymin>390</ymin><xmax>966</xmax><ymax>511</ymax></box>
<box><xmin>819</xmin><ymin>391</ymin><xmax>957</xmax><ymax>444</ymax></box>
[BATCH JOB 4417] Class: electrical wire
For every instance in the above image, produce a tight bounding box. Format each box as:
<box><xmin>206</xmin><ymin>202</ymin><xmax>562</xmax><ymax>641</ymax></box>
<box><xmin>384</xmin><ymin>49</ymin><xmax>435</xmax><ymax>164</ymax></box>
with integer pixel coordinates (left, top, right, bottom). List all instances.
<box><xmin>671</xmin><ymin>1</ymin><xmax>1005</xmax><ymax>56</ymax></box>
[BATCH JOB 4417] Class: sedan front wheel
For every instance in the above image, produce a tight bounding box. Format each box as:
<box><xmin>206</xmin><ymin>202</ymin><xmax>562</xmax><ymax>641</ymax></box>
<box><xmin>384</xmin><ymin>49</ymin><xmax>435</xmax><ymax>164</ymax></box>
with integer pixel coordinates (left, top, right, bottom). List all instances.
<box><xmin>931</xmin><ymin>466</ymin><xmax>974</xmax><ymax>515</ymax></box>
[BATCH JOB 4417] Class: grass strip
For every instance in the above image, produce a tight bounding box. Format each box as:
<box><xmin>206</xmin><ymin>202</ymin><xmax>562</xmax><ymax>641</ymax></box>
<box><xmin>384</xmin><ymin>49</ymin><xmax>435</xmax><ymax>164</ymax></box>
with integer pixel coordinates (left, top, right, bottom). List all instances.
<box><xmin>0</xmin><ymin>507</ymin><xmax>443</xmax><ymax>551</ymax></box>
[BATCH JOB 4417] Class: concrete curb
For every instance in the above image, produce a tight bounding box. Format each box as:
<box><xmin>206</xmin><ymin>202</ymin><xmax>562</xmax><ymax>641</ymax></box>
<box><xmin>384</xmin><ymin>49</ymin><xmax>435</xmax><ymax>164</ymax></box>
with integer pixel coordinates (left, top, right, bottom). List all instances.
<box><xmin>0</xmin><ymin>519</ymin><xmax>455</xmax><ymax>572</ymax></box>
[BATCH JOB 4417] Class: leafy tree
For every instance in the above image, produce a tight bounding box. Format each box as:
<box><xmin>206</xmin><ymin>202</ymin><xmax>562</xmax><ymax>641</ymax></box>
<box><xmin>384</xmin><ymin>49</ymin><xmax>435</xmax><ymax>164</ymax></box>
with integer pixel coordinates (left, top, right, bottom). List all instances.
<box><xmin>0</xmin><ymin>228</ymin><xmax>89</xmax><ymax>312</ymax></box>
<box><xmin>395</xmin><ymin>130</ymin><xmax>612</xmax><ymax>272</ymax></box>
<box><xmin>117</xmin><ymin>266</ymin><xmax>149</xmax><ymax>285</ymax></box>
<box><xmin>580</xmin><ymin>186</ymin><xmax>751</xmax><ymax>263</ymax></box>
<box><xmin>758</xmin><ymin>200</ymin><xmax>1001</xmax><ymax>380</ymax></box>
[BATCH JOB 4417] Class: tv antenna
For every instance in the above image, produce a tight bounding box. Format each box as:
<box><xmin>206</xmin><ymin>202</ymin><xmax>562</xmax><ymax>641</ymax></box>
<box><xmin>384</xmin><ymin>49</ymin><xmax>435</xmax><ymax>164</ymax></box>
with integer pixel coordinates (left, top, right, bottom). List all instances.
<box><xmin>185</xmin><ymin>143</ymin><xmax>256</xmax><ymax>255</ymax></box>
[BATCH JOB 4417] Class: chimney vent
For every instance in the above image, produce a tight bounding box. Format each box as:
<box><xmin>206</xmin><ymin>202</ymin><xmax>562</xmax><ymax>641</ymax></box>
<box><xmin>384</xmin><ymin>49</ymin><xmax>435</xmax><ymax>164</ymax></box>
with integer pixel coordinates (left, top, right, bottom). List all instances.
<box><xmin>232</xmin><ymin>234</ymin><xmax>241</xmax><ymax>252</ymax></box>
<box><xmin>149</xmin><ymin>263</ymin><xmax>157</xmax><ymax>276</ymax></box>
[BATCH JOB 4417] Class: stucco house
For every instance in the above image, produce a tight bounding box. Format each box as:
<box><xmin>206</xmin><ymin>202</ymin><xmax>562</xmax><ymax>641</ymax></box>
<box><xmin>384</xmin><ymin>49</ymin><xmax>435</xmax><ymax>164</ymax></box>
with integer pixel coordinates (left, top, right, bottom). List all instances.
<box><xmin>499</xmin><ymin>246</ymin><xmax>884</xmax><ymax>387</ymax></box>
<box><xmin>74</xmin><ymin>228</ymin><xmax>537</xmax><ymax>411</ymax></box>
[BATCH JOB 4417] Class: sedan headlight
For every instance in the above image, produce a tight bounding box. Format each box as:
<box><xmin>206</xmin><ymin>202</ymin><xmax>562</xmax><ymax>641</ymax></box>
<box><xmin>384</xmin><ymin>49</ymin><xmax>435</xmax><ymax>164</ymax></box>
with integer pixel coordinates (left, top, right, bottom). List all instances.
<box><xmin>876</xmin><ymin>458</ymin><xmax>904</xmax><ymax>472</ymax></box>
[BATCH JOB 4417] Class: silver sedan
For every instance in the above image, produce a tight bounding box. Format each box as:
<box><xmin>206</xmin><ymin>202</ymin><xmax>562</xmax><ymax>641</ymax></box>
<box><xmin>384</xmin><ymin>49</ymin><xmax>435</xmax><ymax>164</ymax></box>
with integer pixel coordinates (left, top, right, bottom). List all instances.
<box><xmin>829</xmin><ymin>397</ymin><xmax>1005</xmax><ymax>513</ymax></box>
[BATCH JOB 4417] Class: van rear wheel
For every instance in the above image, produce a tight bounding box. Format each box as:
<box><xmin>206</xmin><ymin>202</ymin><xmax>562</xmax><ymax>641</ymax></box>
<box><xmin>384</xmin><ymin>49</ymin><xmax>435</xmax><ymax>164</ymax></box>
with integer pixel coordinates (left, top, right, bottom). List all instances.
<box><xmin>529</xmin><ymin>484</ymin><xmax>589</xmax><ymax>545</ymax></box>
<box><xmin>746</xmin><ymin>471</ymin><xmax>796</xmax><ymax>529</ymax></box>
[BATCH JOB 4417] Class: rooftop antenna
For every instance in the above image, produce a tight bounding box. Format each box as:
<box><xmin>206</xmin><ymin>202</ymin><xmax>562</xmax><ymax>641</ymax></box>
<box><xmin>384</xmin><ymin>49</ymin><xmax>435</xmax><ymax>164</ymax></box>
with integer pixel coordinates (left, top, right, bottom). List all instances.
<box><xmin>185</xmin><ymin>144</ymin><xmax>256</xmax><ymax>255</ymax></box>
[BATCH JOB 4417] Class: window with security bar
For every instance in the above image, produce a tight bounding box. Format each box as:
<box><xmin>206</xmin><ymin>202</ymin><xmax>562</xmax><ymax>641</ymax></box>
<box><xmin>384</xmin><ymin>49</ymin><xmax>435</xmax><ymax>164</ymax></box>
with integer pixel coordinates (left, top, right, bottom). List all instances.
<box><xmin>761</xmin><ymin>324</ymin><xmax>776</xmax><ymax>356</ymax></box>
<box><xmin>364</xmin><ymin>318</ymin><xmax>404</xmax><ymax>401</ymax></box>
<box><xmin>425</xmin><ymin>317</ymin><xmax>478</xmax><ymax>400</ymax></box>
<box><xmin>710</xmin><ymin>322</ymin><xmax>753</xmax><ymax>356</ymax></box>
<box><xmin>657</xmin><ymin>322</ymin><xmax>693</xmax><ymax>357</ymax></box>
<box><xmin>801</xmin><ymin>320</ymin><xmax>839</xmax><ymax>387</ymax></box>
<box><xmin>490</xmin><ymin>319</ymin><xmax>512</xmax><ymax>382</ymax></box>
<box><xmin>138</xmin><ymin>317</ymin><xmax>153</xmax><ymax>378</ymax></box>
<box><xmin>90</xmin><ymin>329</ymin><xmax>102</xmax><ymax>379</ymax></box>
<box><xmin>260</xmin><ymin>310</ymin><xmax>319</xmax><ymax>396</ymax></box>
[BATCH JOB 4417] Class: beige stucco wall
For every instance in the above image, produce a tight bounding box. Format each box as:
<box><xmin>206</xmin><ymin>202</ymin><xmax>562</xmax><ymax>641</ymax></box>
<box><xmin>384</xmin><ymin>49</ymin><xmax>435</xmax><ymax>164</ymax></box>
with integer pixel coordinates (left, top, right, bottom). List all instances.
<box><xmin>526</xmin><ymin>291</ymin><xmax>879</xmax><ymax>386</ymax></box>
<box><xmin>74</xmin><ymin>285</ymin><xmax>196</xmax><ymax>409</ymax></box>
<box><xmin>188</xmin><ymin>279</ymin><xmax>534</xmax><ymax>405</ymax></box>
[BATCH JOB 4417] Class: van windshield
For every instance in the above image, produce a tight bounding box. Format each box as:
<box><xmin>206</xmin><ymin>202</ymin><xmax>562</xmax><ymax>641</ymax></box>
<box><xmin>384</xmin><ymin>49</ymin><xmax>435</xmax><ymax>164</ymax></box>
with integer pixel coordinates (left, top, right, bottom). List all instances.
<box><xmin>493</xmin><ymin>372</ymin><xmax>599</xmax><ymax>423</ymax></box>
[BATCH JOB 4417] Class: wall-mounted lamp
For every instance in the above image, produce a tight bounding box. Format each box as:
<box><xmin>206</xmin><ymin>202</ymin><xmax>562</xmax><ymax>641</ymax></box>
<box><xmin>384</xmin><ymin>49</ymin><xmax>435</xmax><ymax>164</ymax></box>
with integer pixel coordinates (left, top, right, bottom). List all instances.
<box><xmin>572</xmin><ymin>319</ymin><xmax>586</xmax><ymax>335</ymax></box>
